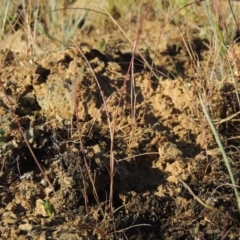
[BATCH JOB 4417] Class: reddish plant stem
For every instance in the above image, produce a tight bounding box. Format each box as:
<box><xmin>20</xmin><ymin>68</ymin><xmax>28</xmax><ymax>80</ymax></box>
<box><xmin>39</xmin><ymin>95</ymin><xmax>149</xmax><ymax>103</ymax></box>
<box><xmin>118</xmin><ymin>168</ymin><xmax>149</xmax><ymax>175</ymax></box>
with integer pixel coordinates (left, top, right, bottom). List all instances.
<box><xmin>0</xmin><ymin>75</ymin><xmax>53</xmax><ymax>190</ymax></box>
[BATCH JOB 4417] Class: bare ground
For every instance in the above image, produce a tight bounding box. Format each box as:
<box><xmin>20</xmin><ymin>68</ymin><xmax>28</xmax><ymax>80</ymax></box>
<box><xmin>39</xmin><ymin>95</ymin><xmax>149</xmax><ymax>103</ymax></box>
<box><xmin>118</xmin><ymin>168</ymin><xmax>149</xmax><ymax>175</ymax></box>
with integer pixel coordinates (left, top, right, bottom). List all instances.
<box><xmin>1</xmin><ymin>2</ymin><xmax>240</xmax><ymax>240</ymax></box>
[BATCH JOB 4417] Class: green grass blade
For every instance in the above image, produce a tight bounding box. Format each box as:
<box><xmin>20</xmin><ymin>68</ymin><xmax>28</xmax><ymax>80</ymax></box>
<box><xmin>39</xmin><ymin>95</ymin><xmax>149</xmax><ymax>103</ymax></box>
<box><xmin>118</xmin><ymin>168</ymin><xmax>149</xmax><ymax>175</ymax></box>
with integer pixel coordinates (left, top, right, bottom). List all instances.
<box><xmin>198</xmin><ymin>93</ymin><xmax>240</xmax><ymax>211</ymax></box>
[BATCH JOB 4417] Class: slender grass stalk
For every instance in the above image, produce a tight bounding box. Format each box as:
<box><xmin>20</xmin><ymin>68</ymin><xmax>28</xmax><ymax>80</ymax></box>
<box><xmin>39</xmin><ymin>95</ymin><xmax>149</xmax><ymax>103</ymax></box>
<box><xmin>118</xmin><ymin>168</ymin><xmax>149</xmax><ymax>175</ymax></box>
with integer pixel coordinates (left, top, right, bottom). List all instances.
<box><xmin>198</xmin><ymin>93</ymin><xmax>240</xmax><ymax>211</ymax></box>
<box><xmin>100</xmin><ymin>1</ymin><xmax>157</xmax><ymax>214</ymax></box>
<box><xmin>72</xmin><ymin>41</ymin><xmax>114</xmax><ymax>215</ymax></box>
<box><xmin>0</xmin><ymin>75</ymin><xmax>53</xmax><ymax>191</ymax></box>
<box><xmin>1</xmin><ymin>0</ymin><xmax>9</xmax><ymax>39</ymax></box>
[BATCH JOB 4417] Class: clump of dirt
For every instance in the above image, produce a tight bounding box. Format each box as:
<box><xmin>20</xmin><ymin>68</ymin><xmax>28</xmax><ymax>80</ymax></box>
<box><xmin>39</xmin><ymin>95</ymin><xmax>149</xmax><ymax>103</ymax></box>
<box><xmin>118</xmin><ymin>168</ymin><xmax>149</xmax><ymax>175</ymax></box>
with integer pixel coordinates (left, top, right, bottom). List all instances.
<box><xmin>1</xmin><ymin>2</ymin><xmax>240</xmax><ymax>240</ymax></box>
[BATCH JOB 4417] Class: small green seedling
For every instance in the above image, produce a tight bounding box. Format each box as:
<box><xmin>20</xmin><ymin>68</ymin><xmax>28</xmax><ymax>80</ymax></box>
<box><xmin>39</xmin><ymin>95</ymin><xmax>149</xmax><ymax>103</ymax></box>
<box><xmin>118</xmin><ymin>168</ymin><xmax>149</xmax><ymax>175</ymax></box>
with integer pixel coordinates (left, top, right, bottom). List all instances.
<box><xmin>98</xmin><ymin>39</ymin><xmax>105</xmax><ymax>50</ymax></box>
<box><xmin>190</xmin><ymin>225</ymin><xmax>202</xmax><ymax>240</ymax></box>
<box><xmin>41</xmin><ymin>200</ymin><xmax>55</xmax><ymax>219</ymax></box>
<box><xmin>0</xmin><ymin>128</ymin><xmax>5</xmax><ymax>150</ymax></box>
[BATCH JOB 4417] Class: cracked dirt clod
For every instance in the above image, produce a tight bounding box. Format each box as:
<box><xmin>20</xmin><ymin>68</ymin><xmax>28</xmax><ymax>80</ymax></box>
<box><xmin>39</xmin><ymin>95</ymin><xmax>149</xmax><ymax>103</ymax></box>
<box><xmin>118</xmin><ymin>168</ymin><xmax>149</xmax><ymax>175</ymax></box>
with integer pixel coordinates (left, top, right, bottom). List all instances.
<box><xmin>1</xmin><ymin>5</ymin><xmax>240</xmax><ymax>238</ymax></box>
<box><xmin>1</xmin><ymin>42</ymin><xmax>240</xmax><ymax>239</ymax></box>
